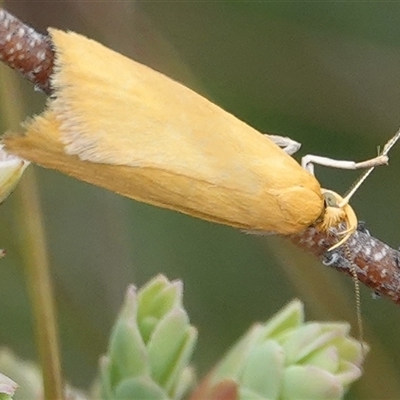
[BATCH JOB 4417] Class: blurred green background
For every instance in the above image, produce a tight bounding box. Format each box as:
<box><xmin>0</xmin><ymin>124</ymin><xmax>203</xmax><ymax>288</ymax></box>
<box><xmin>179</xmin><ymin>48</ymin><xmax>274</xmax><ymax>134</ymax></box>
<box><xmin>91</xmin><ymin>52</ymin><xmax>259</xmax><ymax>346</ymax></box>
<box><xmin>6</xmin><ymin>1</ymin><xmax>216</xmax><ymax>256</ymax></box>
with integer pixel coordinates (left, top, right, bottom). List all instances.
<box><xmin>1</xmin><ymin>2</ymin><xmax>400</xmax><ymax>399</ymax></box>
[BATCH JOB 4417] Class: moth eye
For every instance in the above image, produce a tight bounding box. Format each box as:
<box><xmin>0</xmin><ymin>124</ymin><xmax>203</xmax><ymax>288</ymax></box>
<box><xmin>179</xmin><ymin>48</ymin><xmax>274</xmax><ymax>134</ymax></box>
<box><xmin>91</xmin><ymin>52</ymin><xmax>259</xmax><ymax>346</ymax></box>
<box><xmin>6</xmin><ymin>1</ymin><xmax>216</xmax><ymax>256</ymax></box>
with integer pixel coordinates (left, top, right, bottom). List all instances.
<box><xmin>323</xmin><ymin>192</ymin><xmax>338</xmax><ymax>208</ymax></box>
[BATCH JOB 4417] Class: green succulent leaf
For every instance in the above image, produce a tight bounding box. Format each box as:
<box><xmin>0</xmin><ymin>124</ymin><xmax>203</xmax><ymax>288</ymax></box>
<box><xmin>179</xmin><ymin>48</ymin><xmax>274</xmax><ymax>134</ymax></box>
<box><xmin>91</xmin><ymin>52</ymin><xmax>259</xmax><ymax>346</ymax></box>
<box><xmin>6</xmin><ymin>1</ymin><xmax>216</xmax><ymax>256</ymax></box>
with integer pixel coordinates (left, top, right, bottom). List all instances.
<box><xmin>114</xmin><ymin>376</ymin><xmax>167</xmax><ymax>400</ymax></box>
<box><xmin>239</xmin><ymin>387</ymin><xmax>269</xmax><ymax>400</ymax></box>
<box><xmin>212</xmin><ymin>325</ymin><xmax>264</xmax><ymax>382</ymax></box>
<box><xmin>282</xmin><ymin>365</ymin><xmax>343</xmax><ymax>400</ymax></box>
<box><xmin>241</xmin><ymin>340</ymin><xmax>284</xmax><ymax>399</ymax></box>
<box><xmin>138</xmin><ymin>276</ymin><xmax>183</xmax><ymax>343</ymax></box>
<box><xmin>99</xmin><ymin>357</ymin><xmax>114</xmax><ymax>400</ymax></box>
<box><xmin>335</xmin><ymin>361</ymin><xmax>362</xmax><ymax>387</ymax></box>
<box><xmin>302</xmin><ymin>345</ymin><xmax>339</xmax><ymax>373</ymax></box>
<box><xmin>163</xmin><ymin>326</ymin><xmax>197</xmax><ymax>396</ymax></box>
<box><xmin>108</xmin><ymin>317</ymin><xmax>149</xmax><ymax>385</ymax></box>
<box><xmin>170</xmin><ymin>366</ymin><xmax>195</xmax><ymax>400</ymax></box>
<box><xmin>148</xmin><ymin>308</ymin><xmax>190</xmax><ymax>384</ymax></box>
<box><xmin>331</xmin><ymin>336</ymin><xmax>366</xmax><ymax>365</ymax></box>
<box><xmin>280</xmin><ymin>323</ymin><xmax>345</xmax><ymax>365</ymax></box>
<box><xmin>260</xmin><ymin>300</ymin><xmax>304</xmax><ymax>340</ymax></box>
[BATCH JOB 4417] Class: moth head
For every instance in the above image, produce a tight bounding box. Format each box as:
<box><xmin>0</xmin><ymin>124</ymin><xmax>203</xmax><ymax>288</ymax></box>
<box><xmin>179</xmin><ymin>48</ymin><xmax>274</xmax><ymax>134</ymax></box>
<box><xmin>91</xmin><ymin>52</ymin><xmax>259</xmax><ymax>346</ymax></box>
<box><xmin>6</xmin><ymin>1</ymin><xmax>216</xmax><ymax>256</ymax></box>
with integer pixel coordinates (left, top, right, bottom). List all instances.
<box><xmin>319</xmin><ymin>189</ymin><xmax>358</xmax><ymax>251</ymax></box>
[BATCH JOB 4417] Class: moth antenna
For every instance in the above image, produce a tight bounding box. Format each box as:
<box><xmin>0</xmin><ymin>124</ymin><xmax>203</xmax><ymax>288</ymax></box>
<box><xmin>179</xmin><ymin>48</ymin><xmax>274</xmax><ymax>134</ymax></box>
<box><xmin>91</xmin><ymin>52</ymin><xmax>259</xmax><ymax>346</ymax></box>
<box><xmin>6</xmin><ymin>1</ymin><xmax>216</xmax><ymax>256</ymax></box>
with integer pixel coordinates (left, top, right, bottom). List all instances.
<box><xmin>344</xmin><ymin>242</ymin><xmax>366</xmax><ymax>359</ymax></box>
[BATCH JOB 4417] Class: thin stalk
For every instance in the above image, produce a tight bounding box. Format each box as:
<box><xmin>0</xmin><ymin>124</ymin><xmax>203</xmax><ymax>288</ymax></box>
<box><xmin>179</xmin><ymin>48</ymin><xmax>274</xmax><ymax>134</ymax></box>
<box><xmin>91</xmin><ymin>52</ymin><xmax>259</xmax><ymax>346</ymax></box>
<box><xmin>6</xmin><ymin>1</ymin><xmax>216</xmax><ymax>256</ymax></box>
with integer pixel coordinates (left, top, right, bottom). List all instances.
<box><xmin>0</xmin><ymin>51</ymin><xmax>64</xmax><ymax>400</ymax></box>
<box><xmin>14</xmin><ymin>168</ymin><xmax>64</xmax><ymax>400</ymax></box>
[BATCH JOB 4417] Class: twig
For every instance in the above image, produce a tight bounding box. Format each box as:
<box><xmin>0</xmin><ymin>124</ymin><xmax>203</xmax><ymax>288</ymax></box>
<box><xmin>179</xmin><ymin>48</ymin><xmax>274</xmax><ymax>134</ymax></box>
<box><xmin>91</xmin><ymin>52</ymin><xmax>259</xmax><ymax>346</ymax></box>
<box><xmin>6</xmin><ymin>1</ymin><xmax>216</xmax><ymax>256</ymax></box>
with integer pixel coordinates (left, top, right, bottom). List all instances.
<box><xmin>0</xmin><ymin>8</ymin><xmax>53</xmax><ymax>94</ymax></box>
<box><xmin>290</xmin><ymin>225</ymin><xmax>400</xmax><ymax>305</ymax></box>
<box><xmin>1</xmin><ymin>8</ymin><xmax>400</xmax><ymax>306</ymax></box>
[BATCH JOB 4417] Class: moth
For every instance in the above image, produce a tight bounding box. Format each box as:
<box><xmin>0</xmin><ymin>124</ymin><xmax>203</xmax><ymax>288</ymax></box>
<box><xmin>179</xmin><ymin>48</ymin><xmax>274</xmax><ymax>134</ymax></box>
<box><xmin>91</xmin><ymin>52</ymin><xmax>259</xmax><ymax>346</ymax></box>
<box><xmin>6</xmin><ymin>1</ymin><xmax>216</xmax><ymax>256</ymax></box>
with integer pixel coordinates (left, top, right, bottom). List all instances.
<box><xmin>2</xmin><ymin>29</ymin><xmax>392</xmax><ymax>249</ymax></box>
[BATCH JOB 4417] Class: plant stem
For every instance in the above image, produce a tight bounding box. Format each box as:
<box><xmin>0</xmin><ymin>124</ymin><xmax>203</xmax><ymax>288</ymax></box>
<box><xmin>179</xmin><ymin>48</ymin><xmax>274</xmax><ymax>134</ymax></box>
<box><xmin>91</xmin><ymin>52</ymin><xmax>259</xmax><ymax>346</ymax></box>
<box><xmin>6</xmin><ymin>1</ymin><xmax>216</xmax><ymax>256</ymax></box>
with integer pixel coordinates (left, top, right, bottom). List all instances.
<box><xmin>15</xmin><ymin>169</ymin><xmax>64</xmax><ymax>400</ymax></box>
<box><xmin>0</xmin><ymin>42</ymin><xmax>64</xmax><ymax>400</ymax></box>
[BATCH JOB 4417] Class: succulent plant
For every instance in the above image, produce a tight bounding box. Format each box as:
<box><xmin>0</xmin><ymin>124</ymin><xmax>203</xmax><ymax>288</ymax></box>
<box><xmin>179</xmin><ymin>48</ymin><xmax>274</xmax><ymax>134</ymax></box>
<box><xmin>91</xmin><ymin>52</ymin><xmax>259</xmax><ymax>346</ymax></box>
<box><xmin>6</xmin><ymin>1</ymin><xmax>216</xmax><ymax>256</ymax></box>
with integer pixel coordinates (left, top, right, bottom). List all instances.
<box><xmin>100</xmin><ymin>275</ymin><xmax>197</xmax><ymax>400</ymax></box>
<box><xmin>0</xmin><ymin>278</ymin><xmax>366</xmax><ymax>400</ymax></box>
<box><xmin>100</xmin><ymin>277</ymin><xmax>365</xmax><ymax>400</ymax></box>
<box><xmin>195</xmin><ymin>299</ymin><xmax>366</xmax><ymax>400</ymax></box>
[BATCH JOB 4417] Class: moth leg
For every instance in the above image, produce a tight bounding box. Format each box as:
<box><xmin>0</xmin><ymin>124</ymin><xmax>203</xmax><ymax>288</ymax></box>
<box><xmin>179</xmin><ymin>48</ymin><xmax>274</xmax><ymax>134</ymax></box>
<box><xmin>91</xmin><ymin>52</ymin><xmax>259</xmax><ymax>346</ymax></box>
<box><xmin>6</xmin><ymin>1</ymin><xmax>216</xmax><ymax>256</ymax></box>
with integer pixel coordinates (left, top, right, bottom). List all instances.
<box><xmin>301</xmin><ymin>154</ymin><xmax>388</xmax><ymax>175</ymax></box>
<box><xmin>267</xmin><ymin>135</ymin><xmax>301</xmax><ymax>155</ymax></box>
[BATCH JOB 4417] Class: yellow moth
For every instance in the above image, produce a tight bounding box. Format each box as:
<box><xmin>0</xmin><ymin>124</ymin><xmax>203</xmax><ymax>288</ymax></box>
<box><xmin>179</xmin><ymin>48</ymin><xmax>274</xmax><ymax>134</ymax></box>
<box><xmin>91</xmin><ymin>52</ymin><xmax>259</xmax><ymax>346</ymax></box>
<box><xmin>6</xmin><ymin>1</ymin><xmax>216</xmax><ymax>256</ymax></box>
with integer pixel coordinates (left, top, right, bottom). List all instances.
<box><xmin>2</xmin><ymin>29</ymin><xmax>390</xmax><ymax>248</ymax></box>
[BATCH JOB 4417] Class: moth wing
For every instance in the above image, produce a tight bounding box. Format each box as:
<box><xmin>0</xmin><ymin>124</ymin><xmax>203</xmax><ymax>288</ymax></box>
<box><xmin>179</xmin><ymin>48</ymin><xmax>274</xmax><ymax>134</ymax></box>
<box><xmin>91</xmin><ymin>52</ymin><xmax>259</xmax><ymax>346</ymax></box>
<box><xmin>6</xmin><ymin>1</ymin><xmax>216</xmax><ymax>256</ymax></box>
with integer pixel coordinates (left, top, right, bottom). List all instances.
<box><xmin>4</xmin><ymin>29</ymin><xmax>323</xmax><ymax>234</ymax></box>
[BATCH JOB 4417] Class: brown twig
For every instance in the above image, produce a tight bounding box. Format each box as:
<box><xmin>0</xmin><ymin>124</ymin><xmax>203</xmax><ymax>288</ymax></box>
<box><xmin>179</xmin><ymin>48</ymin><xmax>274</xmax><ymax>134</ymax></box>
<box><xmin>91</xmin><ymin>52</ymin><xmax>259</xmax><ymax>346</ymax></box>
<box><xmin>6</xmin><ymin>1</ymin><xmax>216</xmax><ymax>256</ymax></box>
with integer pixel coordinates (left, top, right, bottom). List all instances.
<box><xmin>1</xmin><ymin>8</ymin><xmax>400</xmax><ymax>305</ymax></box>
<box><xmin>290</xmin><ymin>224</ymin><xmax>400</xmax><ymax>305</ymax></box>
<box><xmin>0</xmin><ymin>8</ymin><xmax>53</xmax><ymax>94</ymax></box>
